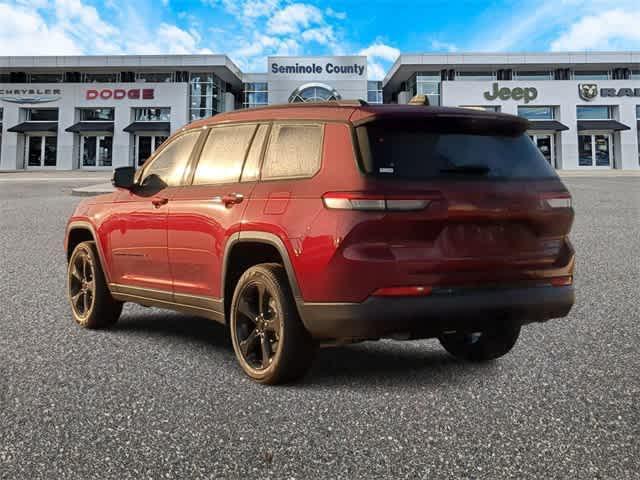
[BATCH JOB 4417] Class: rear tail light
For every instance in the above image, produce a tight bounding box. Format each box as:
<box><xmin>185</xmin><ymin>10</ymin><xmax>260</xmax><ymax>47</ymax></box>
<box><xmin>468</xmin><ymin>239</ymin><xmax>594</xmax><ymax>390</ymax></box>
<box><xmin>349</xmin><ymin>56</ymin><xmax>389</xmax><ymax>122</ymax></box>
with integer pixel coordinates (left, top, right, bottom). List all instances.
<box><xmin>550</xmin><ymin>276</ymin><xmax>573</xmax><ymax>287</ymax></box>
<box><xmin>541</xmin><ymin>193</ymin><xmax>572</xmax><ymax>209</ymax></box>
<box><xmin>323</xmin><ymin>192</ymin><xmax>430</xmax><ymax>211</ymax></box>
<box><xmin>372</xmin><ymin>286</ymin><xmax>433</xmax><ymax>297</ymax></box>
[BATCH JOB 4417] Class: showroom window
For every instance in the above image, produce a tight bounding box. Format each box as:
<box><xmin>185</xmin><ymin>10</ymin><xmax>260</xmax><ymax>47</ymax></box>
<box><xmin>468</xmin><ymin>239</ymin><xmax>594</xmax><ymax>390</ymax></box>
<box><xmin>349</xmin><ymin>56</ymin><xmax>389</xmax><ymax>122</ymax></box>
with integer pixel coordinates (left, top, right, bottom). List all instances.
<box><xmin>576</xmin><ymin>106</ymin><xmax>613</xmax><ymax>120</ymax></box>
<box><xmin>518</xmin><ymin>106</ymin><xmax>556</xmax><ymax>120</ymax></box>
<box><xmin>407</xmin><ymin>72</ymin><xmax>440</xmax><ymax>106</ymax></box>
<box><xmin>243</xmin><ymin>83</ymin><xmax>268</xmax><ymax>108</ymax></box>
<box><xmin>136</xmin><ymin>72</ymin><xmax>174</xmax><ymax>83</ymax></box>
<box><xmin>189</xmin><ymin>72</ymin><xmax>226</xmax><ymax>121</ymax></box>
<box><xmin>82</xmin><ymin>72</ymin><xmax>120</xmax><ymax>83</ymax></box>
<box><xmin>80</xmin><ymin>108</ymin><xmax>114</xmax><ymax>121</ymax></box>
<box><xmin>514</xmin><ymin>70</ymin><xmax>554</xmax><ymax>80</ymax></box>
<box><xmin>573</xmin><ymin>70</ymin><xmax>611</xmax><ymax>80</ymax></box>
<box><xmin>28</xmin><ymin>73</ymin><xmax>63</xmax><ymax>83</ymax></box>
<box><xmin>133</xmin><ymin>107</ymin><xmax>171</xmax><ymax>122</ymax></box>
<box><xmin>367</xmin><ymin>81</ymin><xmax>383</xmax><ymax>104</ymax></box>
<box><xmin>455</xmin><ymin>71</ymin><xmax>497</xmax><ymax>81</ymax></box>
<box><xmin>26</xmin><ymin>108</ymin><xmax>59</xmax><ymax>121</ymax></box>
<box><xmin>631</xmin><ymin>70</ymin><xmax>640</xmax><ymax>80</ymax></box>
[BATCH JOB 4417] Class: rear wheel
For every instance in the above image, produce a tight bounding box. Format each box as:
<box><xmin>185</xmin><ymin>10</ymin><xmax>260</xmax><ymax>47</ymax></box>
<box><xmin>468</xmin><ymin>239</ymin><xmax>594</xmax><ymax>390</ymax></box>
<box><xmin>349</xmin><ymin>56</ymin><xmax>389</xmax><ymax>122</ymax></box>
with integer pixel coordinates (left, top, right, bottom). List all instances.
<box><xmin>438</xmin><ymin>321</ymin><xmax>521</xmax><ymax>362</ymax></box>
<box><xmin>230</xmin><ymin>263</ymin><xmax>316</xmax><ymax>384</ymax></box>
<box><xmin>67</xmin><ymin>241</ymin><xmax>122</xmax><ymax>329</ymax></box>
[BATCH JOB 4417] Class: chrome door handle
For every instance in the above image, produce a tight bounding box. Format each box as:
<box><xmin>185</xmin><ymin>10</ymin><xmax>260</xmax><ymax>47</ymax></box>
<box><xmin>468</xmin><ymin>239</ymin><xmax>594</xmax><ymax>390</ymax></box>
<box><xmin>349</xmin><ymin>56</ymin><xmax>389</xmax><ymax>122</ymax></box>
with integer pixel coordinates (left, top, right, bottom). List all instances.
<box><xmin>212</xmin><ymin>193</ymin><xmax>244</xmax><ymax>207</ymax></box>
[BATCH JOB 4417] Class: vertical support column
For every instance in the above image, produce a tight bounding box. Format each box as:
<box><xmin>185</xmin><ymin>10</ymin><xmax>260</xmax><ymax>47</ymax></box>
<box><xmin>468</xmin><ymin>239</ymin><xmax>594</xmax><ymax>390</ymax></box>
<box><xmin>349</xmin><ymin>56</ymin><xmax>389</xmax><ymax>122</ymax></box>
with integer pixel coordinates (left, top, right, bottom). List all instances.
<box><xmin>558</xmin><ymin>103</ymin><xmax>579</xmax><ymax>169</ymax></box>
<box><xmin>618</xmin><ymin>104</ymin><xmax>639</xmax><ymax>170</ymax></box>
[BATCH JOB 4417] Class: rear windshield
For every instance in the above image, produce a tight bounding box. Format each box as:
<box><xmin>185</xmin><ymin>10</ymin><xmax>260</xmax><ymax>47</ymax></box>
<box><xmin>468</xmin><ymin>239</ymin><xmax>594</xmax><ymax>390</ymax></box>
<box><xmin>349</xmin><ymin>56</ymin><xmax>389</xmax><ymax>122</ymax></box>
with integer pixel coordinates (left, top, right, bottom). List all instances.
<box><xmin>357</xmin><ymin>123</ymin><xmax>557</xmax><ymax>180</ymax></box>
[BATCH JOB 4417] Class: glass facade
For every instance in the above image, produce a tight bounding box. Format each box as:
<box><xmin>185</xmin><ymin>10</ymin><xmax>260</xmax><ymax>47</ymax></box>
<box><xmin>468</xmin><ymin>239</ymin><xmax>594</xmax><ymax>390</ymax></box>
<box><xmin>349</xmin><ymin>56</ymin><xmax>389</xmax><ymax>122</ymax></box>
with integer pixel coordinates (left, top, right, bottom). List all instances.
<box><xmin>577</xmin><ymin>106</ymin><xmax>612</xmax><ymax>120</ymax></box>
<box><xmin>27</xmin><ymin>108</ymin><xmax>58</xmax><ymax>121</ymax></box>
<box><xmin>80</xmin><ymin>108</ymin><xmax>114</xmax><ymax>121</ymax></box>
<box><xmin>83</xmin><ymin>72</ymin><xmax>120</xmax><ymax>83</ymax></box>
<box><xmin>574</xmin><ymin>70</ymin><xmax>610</xmax><ymax>80</ymax></box>
<box><xmin>289</xmin><ymin>84</ymin><xmax>340</xmax><ymax>103</ymax></box>
<box><xmin>455</xmin><ymin>71</ymin><xmax>496</xmax><ymax>81</ymax></box>
<box><xmin>407</xmin><ymin>72</ymin><xmax>441</xmax><ymax>106</ymax></box>
<box><xmin>367</xmin><ymin>81</ymin><xmax>383</xmax><ymax>104</ymax></box>
<box><xmin>135</xmin><ymin>72</ymin><xmax>174</xmax><ymax>83</ymax></box>
<box><xmin>515</xmin><ymin>70</ymin><xmax>554</xmax><ymax>80</ymax></box>
<box><xmin>189</xmin><ymin>72</ymin><xmax>226</xmax><ymax>121</ymax></box>
<box><xmin>518</xmin><ymin>106</ymin><xmax>556</xmax><ymax>120</ymax></box>
<box><xmin>28</xmin><ymin>73</ymin><xmax>63</xmax><ymax>83</ymax></box>
<box><xmin>134</xmin><ymin>107</ymin><xmax>171</xmax><ymax>122</ymax></box>
<box><xmin>242</xmin><ymin>82</ymin><xmax>268</xmax><ymax>108</ymax></box>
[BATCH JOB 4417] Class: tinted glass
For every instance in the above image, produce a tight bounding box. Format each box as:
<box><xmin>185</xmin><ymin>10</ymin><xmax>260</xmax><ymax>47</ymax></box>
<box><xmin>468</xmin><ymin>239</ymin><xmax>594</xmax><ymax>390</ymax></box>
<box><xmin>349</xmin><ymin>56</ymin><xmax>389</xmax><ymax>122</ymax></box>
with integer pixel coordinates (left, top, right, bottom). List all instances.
<box><xmin>142</xmin><ymin>131</ymin><xmax>199</xmax><ymax>187</ymax></box>
<box><xmin>518</xmin><ymin>106</ymin><xmax>555</xmax><ymax>120</ymax></box>
<box><xmin>262</xmin><ymin>124</ymin><xmax>323</xmax><ymax>179</ymax></box>
<box><xmin>241</xmin><ymin>125</ymin><xmax>269</xmax><ymax>182</ymax></box>
<box><xmin>358</xmin><ymin>124</ymin><xmax>557</xmax><ymax>180</ymax></box>
<box><xmin>28</xmin><ymin>109</ymin><xmax>58</xmax><ymax>121</ymax></box>
<box><xmin>193</xmin><ymin>125</ymin><xmax>256</xmax><ymax>185</ymax></box>
<box><xmin>80</xmin><ymin>108</ymin><xmax>114</xmax><ymax>121</ymax></box>
<box><xmin>577</xmin><ymin>106</ymin><xmax>611</xmax><ymax>120</ymax></box>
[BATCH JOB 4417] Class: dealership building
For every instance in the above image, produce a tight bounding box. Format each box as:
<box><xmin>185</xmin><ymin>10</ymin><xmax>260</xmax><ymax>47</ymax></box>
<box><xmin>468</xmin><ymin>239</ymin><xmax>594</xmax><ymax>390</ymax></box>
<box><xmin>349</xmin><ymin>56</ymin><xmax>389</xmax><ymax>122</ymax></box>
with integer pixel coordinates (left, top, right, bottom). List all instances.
<box><xmin>1</xmin><ymin>51</ymin><xmax>640</xmax><ymax>171</ymax></box>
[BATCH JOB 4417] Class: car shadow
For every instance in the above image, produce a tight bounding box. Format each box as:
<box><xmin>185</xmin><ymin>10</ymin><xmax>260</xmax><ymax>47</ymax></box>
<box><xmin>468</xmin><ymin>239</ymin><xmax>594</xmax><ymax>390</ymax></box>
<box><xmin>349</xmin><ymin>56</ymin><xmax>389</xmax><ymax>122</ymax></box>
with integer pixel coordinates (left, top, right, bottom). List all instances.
<box><xmin>110</xmin><ymin>311</ymin><xmax>499</xmax><ymax>388</ymax></box>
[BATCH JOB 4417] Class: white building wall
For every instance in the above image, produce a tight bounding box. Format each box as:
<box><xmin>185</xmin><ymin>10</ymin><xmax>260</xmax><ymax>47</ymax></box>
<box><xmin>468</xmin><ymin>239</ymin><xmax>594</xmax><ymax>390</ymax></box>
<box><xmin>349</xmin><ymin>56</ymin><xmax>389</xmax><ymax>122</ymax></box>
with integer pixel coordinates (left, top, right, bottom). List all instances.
<box><xmin>0</xmin><ymin>82</ymin><xmax>188</xmax><ymax>170</ymax></box>
<box><xmin>442</xmin><ymin>80</ymin><xmax>640</xmax><ymax>170</ymax></box>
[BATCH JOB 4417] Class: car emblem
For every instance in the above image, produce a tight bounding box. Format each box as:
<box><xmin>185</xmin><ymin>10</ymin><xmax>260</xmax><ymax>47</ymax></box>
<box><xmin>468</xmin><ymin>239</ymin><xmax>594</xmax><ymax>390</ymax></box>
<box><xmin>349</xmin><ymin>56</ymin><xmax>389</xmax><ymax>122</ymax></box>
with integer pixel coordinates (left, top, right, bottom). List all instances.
<box><xmin>578</xmin><ymin>84</ymin><xmax>598</xmax><ymax>101</ymax></box>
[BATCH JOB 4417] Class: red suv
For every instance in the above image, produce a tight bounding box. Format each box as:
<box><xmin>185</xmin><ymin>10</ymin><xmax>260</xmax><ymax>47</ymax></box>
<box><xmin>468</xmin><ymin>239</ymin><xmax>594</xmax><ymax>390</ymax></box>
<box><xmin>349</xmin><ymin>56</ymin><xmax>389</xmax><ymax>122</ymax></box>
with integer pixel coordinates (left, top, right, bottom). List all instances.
<box><xmin>65</xmin><ymin>102</ymin><xmax>575</xmax><ymax>384</ymax></box>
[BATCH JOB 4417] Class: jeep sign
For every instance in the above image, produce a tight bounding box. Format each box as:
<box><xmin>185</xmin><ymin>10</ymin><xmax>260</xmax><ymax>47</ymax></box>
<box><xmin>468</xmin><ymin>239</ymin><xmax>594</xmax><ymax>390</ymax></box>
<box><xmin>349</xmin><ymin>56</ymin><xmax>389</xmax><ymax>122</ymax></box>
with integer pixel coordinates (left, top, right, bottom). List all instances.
<box><xmin>483</xmin><ymin>83</ymin><xmax>538</xmax><ymax>103</ymax></box>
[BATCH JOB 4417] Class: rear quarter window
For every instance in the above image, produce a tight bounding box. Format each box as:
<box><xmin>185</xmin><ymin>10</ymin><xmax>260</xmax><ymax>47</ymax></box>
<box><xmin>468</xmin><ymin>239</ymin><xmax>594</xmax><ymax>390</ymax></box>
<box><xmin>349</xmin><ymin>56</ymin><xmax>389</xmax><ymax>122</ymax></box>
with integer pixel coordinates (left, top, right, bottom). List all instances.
<box><xmin>261</xmin><ymin>124</ymin><xmax>323</xmax><ymax>180</ymax></box>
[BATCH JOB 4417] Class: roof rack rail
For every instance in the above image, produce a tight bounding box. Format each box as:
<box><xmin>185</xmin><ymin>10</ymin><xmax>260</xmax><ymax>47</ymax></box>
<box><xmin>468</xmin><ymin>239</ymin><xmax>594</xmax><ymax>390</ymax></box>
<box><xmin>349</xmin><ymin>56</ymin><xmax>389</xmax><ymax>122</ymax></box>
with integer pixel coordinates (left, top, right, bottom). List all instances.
<box><xmin>236</xmin><ymin>100</ymin><xmax>369</xmax><ymax>112</ymax></box>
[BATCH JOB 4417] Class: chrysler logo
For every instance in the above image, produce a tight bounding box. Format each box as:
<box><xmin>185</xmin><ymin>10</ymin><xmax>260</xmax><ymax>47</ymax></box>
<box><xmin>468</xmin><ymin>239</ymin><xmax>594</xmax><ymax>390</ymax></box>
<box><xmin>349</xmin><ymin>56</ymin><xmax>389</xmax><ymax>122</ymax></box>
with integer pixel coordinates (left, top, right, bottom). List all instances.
<box><xmin>578</xmin><ymin>84</ymin><xmax>598</xmax><ymax>101</ymax></box>
<box><xmin>0</xmin><ymin>88</ymin><xmax>62</xmax><ymax>104</ymax></box>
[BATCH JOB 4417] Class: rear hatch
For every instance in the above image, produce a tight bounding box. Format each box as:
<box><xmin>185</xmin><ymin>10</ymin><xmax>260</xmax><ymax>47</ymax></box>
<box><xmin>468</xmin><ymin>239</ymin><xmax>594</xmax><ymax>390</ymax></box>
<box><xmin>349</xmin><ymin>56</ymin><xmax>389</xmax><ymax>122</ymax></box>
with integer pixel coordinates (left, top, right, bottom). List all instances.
<box><xmin>330</xmin><ymin>115</ymin><xmax>574</xmax><ymax>284</ymax></box>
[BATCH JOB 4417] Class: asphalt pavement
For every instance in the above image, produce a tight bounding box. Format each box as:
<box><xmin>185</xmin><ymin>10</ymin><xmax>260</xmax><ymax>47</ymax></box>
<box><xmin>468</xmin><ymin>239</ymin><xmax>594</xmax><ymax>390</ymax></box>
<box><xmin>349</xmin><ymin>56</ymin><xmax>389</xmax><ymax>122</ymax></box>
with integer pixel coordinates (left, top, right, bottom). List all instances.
<box><xmin>0</xmin><ymin>177</ymin><xmax>638</xmax><ymax>479</ymax></box>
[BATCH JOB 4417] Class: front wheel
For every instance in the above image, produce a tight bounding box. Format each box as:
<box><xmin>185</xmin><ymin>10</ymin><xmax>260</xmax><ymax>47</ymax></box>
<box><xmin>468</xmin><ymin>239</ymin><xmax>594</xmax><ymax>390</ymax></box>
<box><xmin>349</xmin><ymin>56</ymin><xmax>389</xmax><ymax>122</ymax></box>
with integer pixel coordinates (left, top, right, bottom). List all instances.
<box><xmin>438</xmin><ymin>321</ymin><xmax>521</xmax><ymax>362</ymax></box>
<box><xmin>230</xmin><ymin>263</ymin><xmax>316</xmax><ymax>384</ymax></box>
<box><xmin>67</xmin><ymin>241</ymin><xmax>122</xmax><ymax>329</ymax></box>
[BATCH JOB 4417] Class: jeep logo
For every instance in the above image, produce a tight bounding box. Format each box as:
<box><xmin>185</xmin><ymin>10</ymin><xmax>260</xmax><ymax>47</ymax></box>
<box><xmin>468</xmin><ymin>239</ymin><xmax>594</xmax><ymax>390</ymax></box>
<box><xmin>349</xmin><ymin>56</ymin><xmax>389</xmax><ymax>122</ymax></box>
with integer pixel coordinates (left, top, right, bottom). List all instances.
<box><xmin>483</xmin><ymin>83</ymin><xmax>538</xmax><ymax>103</ymax></box>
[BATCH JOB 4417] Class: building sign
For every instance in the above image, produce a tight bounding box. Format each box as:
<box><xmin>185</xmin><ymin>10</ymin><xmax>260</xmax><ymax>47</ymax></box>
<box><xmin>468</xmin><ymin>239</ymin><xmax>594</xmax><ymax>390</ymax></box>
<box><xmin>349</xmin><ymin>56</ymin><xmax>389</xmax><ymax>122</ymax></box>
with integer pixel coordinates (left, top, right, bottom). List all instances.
<box><xmin>483</xmin><ymin>83</ymin><xmax>538</xmax><ymax>103</ymax></box>
<box><xmin>86</xmin><ymin>88</ymin><xmax>155</xmax><ymax>100</ymax></box>
<box><xmin>0</xmin><ymin>88</ymin><xmax>62</xmax><ymax>104</ymax></box>
<box><xmin>270</xmin><ymin>62</ymin><xmax>365</xmax><ymax>76</ymax></box>
<box><xmin>579</xmin><ymin>83</ymin><xmax>640</xmax><ymax>101</ymax></box>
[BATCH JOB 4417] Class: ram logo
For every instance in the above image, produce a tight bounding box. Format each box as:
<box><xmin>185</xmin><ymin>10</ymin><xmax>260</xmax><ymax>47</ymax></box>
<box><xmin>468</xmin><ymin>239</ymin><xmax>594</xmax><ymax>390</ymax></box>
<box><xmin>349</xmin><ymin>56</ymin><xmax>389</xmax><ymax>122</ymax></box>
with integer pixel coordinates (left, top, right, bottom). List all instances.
<box><xmin>579</xmin><ymin>84</ymin><xmax>598</xmax><ymax>101</ymax></box>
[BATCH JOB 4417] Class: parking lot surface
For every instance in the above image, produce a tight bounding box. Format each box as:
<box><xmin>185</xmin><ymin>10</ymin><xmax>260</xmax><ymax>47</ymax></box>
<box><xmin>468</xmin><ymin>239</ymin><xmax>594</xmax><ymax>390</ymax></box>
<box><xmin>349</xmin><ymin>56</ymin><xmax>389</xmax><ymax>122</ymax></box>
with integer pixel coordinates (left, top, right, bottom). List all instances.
<box><xmin>0</xmin><ymin>177</ymin><xmax>638</xmax><ymax>479</ymax></box>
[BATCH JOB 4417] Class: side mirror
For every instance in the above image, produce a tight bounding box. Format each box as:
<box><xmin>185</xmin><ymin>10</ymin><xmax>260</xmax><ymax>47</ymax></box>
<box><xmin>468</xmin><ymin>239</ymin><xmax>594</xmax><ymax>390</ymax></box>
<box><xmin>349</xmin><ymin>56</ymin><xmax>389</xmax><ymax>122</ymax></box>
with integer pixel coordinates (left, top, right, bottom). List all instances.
<box><xmin>112</xmin><ymin>166</ymin><xmax>136</xmax><ymax>190</ymax></box>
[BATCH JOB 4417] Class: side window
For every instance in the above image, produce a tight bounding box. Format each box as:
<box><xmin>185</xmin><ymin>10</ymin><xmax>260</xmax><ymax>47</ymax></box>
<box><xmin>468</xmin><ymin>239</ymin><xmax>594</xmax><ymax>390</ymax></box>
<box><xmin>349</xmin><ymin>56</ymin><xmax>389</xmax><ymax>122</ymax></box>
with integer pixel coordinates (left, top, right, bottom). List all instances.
<box><xmin>193</xmin><ymin>124</ymin><xmax>257</xmax><ymax>185</ymax></box>
<box><xmin>141</xmin><ymin>131</ymin><xmax>200</xmax><ymax>188</ymax></box>
<box><xmin>262</xmin><ymin>124</ymin><xmax>323</xmax><ymax>180</ymax></box>
<box><xmin>241</xmin><ymin>124</ymin><xmax>269</xmax><ymax>182</ymax></box>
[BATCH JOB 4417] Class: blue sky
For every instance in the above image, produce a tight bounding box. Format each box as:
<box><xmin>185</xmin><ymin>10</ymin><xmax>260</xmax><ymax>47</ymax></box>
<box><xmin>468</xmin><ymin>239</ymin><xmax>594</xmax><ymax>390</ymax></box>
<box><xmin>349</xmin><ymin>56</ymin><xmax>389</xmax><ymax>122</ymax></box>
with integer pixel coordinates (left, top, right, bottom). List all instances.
<box><xmin>2</xmin><ymin>0</ymin><xmax>640</xmax><ymax>78</ymax></box>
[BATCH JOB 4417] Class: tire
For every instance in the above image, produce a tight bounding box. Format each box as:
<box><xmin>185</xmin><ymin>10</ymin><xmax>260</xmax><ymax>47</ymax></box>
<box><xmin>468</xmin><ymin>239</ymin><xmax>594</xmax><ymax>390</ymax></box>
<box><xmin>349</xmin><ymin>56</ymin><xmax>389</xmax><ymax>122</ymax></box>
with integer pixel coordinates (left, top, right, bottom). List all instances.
<box><xmin>67</xmin><ymin>241</ymin><xmax>122</xmax><ymax>329</ymax></box>
<box><xmin>230</xmin><ymin>263</ymin><xmax>316</xmax><ymax>384</ymax></box>
<box><xmin>438</xmin><ymin>321</ymin><xmax>521</xmax><ymax>362</ymax></box>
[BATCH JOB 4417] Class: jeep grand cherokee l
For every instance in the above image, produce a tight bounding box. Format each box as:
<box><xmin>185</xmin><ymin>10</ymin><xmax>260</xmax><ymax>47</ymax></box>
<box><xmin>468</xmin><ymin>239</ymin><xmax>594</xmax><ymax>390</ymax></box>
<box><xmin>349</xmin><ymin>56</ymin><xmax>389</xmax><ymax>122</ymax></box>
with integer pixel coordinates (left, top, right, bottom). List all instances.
<box><xmin>65</xmin><ymin>101</ymin><xmax>575</xmax><ymax>384</ymax></box>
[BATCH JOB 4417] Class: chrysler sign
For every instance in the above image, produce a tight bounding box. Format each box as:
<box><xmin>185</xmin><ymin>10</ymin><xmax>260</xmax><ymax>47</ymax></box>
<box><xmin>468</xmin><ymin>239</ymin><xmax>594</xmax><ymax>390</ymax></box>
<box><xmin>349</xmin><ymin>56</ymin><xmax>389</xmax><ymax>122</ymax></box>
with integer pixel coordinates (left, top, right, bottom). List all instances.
<box><xmin>0</xmin><ymin>88</ymin><xmax>62</xmax><ymax>104</ymax></box>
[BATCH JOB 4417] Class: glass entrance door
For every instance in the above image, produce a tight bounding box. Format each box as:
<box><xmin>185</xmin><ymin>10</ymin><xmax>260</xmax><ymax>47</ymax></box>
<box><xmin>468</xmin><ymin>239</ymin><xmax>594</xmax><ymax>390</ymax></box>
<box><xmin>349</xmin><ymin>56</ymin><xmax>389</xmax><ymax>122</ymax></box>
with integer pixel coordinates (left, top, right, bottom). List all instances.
<box><xmin>81</xmin><ymin>135</ymin><xmax>113</xmax><ymax>168</ymax></box>
<box><xmin>528</xmin><ymin>133</ymin><xmax>555</xmax><ymax>167</ymax></box>
<box><xmin>578</xmin><ymin>133</ymin><xmax>612</xmax><ymax>167</ymax></box>
<box><xmin>26</xmin><ymin>135</ymin><xmax>57</xmax><ymax>168</ymax></box>
<box><xmin>135</xmin><ymin>134</ymin><xmax>167</xmax><ymax>166</ymax></box>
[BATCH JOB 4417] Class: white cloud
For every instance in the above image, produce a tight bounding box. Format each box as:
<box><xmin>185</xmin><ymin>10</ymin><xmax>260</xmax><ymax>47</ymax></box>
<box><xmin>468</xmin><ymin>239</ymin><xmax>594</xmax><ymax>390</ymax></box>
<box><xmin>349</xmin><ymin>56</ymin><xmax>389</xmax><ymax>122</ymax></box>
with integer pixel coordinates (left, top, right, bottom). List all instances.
<box><xmin>358</xmin><ymin>41</ymin><xmax>399</xmax><ymax>80</ymax></box>
<box><xmin>430</xmin><ymin>40</ymin><xmax>458</xmax><ymax>52</ymax></box>
<box><xmin>551</xmin><ymin>9</ymin><xmax>640</xmax><ymax>50</ymax></box>
<box><xmin>301</xmin><ymin>26</ymin><xmax>335</xmax><ymax>45</ymax></box>
<box><xmin>358</xmin><ymin>42</ymin><xmax>400</xmax><ymax>62</ymax></box>
<box><xmin>325</xmin><ymin>7</ymin><xmax>346</xmax><ymax>20</ymax></box>
<box><xmin>267</xmin><ymin>3</ymin><xmax>323</xmax><ymax>35</ymax></box>
<box><xmin>0</xmin><ymin>3</ymin><xmax>82</xmax><ymax>55</ymax></box>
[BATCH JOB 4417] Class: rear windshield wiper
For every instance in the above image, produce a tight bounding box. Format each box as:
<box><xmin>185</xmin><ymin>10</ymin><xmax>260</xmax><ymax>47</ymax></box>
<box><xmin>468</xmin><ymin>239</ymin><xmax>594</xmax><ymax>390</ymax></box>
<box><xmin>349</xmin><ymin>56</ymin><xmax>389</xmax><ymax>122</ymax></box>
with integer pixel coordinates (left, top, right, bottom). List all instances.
<box><xmin>439</xmin><ymin>164</ymin><xmax>491</xmax><ymax>175</ymax></box>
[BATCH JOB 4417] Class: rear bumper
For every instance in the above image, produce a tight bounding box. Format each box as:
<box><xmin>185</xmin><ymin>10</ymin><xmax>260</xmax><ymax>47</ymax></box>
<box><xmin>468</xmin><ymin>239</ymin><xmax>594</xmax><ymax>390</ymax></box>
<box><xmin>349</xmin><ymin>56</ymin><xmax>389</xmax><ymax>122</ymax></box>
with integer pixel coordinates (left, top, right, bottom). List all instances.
<box><xmin>297</xmin><ymin>285</ymin><xmax>574</xmax><ymax>340</ymax></box>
